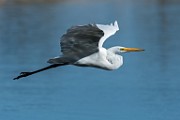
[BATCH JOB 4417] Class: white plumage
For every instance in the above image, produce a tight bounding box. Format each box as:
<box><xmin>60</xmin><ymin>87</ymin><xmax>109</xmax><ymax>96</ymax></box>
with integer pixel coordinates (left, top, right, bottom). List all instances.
<box><xmin>96</xmin><ymin>21</ymin><xmax>119</xmax><ymax>48</ymax></box>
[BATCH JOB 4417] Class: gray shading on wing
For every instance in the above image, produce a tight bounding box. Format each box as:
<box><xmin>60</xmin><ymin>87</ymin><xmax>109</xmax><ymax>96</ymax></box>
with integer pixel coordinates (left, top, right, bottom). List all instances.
<box><xmin>60</xmin><ymin>24</ymin><xmax>104</xmax><ymax>62</ymax></box>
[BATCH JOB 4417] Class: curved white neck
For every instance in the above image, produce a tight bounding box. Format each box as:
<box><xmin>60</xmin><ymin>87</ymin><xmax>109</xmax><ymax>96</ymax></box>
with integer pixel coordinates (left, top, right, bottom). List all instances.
<box><xmin>106</xmin><ymin>51</ymin><xmax>123</xmax><ymax>70</ymax></box>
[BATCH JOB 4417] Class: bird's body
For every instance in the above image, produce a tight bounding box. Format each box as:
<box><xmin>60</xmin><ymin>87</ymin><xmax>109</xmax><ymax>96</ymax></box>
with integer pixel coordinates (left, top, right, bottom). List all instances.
<box><xmin>48</xmin><ymin>21</ymin><xmax>122</xmax><ymax>70</ymax></box>
<box><xmin>13</xmin><ymin>21</ymin><xmax>144</xmax><ymax>80</ymax></box>
<box><xmin>74</xmin><ymin>47</ymin><xmax>123</xmax><ymax>70</ymax></box>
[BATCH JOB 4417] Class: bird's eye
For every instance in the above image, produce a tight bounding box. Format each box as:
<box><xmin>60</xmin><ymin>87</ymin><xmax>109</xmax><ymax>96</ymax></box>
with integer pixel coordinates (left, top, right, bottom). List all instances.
<box><xmin>120</xmin><ymin>48</ymin><xmax>124</xmax><ymax>51</ymax></box>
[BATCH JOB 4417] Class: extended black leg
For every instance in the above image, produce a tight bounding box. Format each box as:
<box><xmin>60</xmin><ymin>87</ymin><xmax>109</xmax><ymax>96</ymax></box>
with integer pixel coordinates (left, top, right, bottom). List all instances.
<box><xmin>13</xmin><ymin>63</ymin><xmax>67</xmax><ymax>80</ymax></box>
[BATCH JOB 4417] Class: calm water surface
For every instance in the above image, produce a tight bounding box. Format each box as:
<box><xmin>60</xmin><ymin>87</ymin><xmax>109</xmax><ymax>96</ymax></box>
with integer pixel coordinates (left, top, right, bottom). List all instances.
<box><xmin>0</xmin><ymin>0</ymin><xmax>180</xmax><ymax>120</ymax></box>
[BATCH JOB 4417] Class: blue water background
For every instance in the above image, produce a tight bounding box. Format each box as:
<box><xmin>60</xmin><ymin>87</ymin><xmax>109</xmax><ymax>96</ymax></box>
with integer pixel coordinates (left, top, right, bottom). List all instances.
<box><xmin>0</xmin><ymin>0</ymin><xmax>180</xmax><ymax>120</ymax></box>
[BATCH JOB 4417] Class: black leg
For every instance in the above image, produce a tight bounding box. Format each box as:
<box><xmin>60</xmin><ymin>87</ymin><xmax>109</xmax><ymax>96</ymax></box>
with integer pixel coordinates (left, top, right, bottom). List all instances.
<box><xmin>13</xmin><ymin>63</ymin><xmax>68</xmax><ymax>80</ymax></box>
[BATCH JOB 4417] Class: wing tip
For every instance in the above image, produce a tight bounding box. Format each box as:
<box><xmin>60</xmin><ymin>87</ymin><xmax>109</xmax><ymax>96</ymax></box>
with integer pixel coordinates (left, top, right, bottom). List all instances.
<box><xmin>114</xmin><ymin>20</ymin><xmax>119</xmax><ymax>31</ymax></box>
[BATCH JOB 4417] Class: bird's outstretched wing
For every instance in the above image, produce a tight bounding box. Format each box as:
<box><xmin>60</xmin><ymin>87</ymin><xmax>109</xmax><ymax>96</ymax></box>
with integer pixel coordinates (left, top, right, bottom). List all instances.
<box><xmin>60</xmin><ymin>21</ymin><xmax>119</xmax><ymax>62</ymax></box>
<box><xmin>60</xmin><ymin>24</ymin><xmax>104</xmax><ymax>61</ymax></box>
<box><xmin>96</xmin><ymin>21</ymin><xmax>119</xmax><ymax>47</ymax></box>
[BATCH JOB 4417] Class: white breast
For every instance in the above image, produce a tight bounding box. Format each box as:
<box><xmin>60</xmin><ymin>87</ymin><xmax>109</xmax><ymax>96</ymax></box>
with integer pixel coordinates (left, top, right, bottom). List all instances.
<box><xmin>106</xmin><ymin>51</ymin><xmax>123</xmax><ymax>70</ymax></box>
<box><xmin>75</xmin><ymin>48</ymin><xmax>123</xmax><ymax>70</ymax></box>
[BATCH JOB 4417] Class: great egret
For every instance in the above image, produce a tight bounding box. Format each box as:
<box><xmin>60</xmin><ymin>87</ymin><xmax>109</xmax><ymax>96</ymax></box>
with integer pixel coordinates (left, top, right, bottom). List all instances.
<box><xmin>13</xmin><ymin>21</ymin><xmax>144</xmax><ymax>80</ymax></box>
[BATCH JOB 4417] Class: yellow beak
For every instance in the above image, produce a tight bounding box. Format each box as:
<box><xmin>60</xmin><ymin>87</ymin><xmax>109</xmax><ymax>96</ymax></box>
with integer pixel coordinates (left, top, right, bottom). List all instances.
<box><xmin>120</xmin><ymin>47</ymin><xmax>144</xmax><ymax>52</ymax></box>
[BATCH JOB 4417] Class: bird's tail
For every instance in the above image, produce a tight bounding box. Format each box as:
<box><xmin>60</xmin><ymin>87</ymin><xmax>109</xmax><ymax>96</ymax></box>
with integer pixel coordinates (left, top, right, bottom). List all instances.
<box><xmin>13</xmin><ymin>63</ymin><xmax>68</xmax><ymax>80</ymax></box>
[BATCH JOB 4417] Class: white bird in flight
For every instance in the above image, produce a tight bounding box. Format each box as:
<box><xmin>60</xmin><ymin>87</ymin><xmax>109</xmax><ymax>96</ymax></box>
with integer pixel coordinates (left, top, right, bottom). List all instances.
<box><xmin>14</xmin><ymin>21</ymin><xmax>144</xmax><ymax>80</ymax></box>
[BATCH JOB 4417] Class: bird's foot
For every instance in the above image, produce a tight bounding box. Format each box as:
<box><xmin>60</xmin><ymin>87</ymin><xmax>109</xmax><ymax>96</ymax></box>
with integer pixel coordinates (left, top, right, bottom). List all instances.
<box><xmin>13</xmin><ymin>72</ymin><xmax>32</xmax><ymax>80</ymax></box>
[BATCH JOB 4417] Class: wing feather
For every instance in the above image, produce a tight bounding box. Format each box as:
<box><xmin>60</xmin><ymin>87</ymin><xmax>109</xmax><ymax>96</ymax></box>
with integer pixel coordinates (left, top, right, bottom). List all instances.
<box><xmin>96</xmin><ymin>21</ymin><xmax>119</xmax><ymax>47</ymax></box>
<box><xmin>59</xmin><ymin>21</ymin><xmax>119</xmax><ymax>62</ymax></box>
<box><xmin>60</xmin><ymin>24</ymin><xmax>104</xmax><ymax>61</ymax></box>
